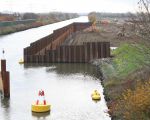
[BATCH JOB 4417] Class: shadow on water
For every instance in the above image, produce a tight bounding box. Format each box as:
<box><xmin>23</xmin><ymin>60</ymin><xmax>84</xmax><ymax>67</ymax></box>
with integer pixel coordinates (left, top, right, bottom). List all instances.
<box><xmin>24</xmin><ymin>63</ymin><xmax>101</xmax><ymax>79</ymax></box>
<box><xmin>92</xmin><ymin>99</ymin><xmax>101</xmax><ymax>103</ymax></box>
<box><xmin>32</xmin><ymin>112</ymin><xmax>50</xmax><ymax>120</ymax></box>
<box><xmin>1</xmin><ymin>97</ymin><xmax>10</xmax><ymax>108</ymax></box>
<box><xmin>0</xmin><ymin>97</ymin><xmax>10</xmax><ymax>120</ymax></box>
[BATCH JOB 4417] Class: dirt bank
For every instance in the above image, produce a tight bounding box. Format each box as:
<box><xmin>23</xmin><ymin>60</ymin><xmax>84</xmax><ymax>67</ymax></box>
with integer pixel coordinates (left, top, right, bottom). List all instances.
<box><xmin>63</xmin><ymin>22</ymin><xmax>142</xmax><ymax>47</ymax></box>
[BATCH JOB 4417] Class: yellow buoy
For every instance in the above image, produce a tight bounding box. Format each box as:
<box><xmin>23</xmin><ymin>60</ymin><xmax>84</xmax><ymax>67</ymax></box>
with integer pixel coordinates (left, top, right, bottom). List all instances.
<box><xmin>91</xmin><ymin>90</ymin><xmax>101</xmax><ymax>100</ymax></box>
<box><xmin>32</xmin><ymin>90</ymin><xmax>51</xmax><ymax>113</ymax></box>
<box><xmin>19</xmin><ymin>59</ymin><xmax>24</xmax><ymax>64</ymax></box>
<box><xmin>31</xmin><ymin>104</ymin><xmax>51</xmax><ymax>113</ymax></box>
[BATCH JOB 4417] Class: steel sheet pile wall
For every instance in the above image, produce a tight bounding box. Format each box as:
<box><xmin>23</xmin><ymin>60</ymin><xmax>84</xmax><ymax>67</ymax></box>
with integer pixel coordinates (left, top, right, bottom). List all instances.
<box><xmin>55</xmin><ymin>42</ymin><xmax>110</xmax><ymax>63</ymax></box>
<box><xmin>25</xmin><ymin>42</ymin><xmax>110</xmax><ymax>63</ymax></box>
<box><xmin>24</xmin><ymin>22</ymin><xmax>110</xmax><ymax>63</ymax></box>
<box><xmin>24</xmin><ymin>22</ymin><xmax>92</xmax><ymax>63</ymax></box>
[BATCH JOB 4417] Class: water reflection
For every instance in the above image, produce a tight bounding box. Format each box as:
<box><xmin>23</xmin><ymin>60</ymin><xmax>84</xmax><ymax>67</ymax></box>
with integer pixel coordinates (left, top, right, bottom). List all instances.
<box><xmin>0</xmin><ymin>62</ymin><xmax>111</xmax><ymax>120</ymax></box>
<box><xmin>24</xmin><ymin>63</ymin><xmax>100</xmax><ymax>78</ymax></box>
<box><xmin>1</xmin><ymin>97</ymin><xmax>10</xmax><ymax>108</ymax></box>
<box><xmin>0</xmin><ymin>98</ymin><xmax>10</xmax><ymax>120</ymax></box>
<box><xmin>92</xmin><ymin>99</ymin><xmax>101</xmax><ymax>103</ymax></box>
<box><xmin>0</xmin><ymin>16</ymin><xmax>111</xmax><ymax>120</ymax></box>
<box><xmin>32</xmin><ymin>112</ymin><xmax>50</xmax><ymax>120</ymax></box>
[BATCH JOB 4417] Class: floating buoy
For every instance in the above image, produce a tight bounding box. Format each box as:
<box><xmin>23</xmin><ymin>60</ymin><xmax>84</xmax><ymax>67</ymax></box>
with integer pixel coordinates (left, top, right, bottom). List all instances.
<box><xmin>19</xmin><ymin>59</ymin><xmax>24</xmax><ymax>64</ymax></box>
<box><xmin>91</xmin><ymin>90</ymin><xmax>101</xmax><ymax>100</ymax></box>
<box><xmin>31</xmin><ymin>90</ymin><xmax>51</xmax><ymax>113</ymax></box>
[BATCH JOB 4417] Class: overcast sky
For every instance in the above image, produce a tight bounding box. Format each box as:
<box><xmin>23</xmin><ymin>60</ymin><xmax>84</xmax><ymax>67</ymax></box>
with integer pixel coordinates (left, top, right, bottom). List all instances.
<box><xmin>0</xmin><ymin>0</ymin><xmax>139</xmax><ymax>13</ymax></box>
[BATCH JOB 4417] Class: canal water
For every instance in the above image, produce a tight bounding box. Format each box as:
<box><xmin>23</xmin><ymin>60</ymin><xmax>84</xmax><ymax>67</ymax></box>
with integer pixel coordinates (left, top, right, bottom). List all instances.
<box><xmin>0</xmin><ymin>16</ymin><xmax>111</xmax><ymax>120</ymax></box>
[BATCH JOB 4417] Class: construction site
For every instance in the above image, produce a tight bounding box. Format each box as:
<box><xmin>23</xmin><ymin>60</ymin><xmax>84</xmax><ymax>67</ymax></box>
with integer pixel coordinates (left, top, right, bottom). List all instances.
<box><xmin>66</xmin><ymin>21</ymin><xmax>142</xmax><ymax>47</ymax></box>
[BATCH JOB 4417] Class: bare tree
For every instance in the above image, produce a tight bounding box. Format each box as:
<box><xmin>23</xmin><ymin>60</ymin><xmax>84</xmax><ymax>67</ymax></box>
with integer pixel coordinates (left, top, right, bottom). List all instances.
<box><xmin>132</xmin><ymin>0</ymin><xmax>150</xmax><ymax>43</ymax></box>
<box><xmin>129</xmin><ymin>0</ymin><xmax>150</xmax><ymax>68</ymax></box>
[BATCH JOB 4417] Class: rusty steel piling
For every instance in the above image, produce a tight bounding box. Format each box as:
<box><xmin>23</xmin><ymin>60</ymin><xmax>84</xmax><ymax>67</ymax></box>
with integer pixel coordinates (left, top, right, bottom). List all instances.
<box><xmin>24</xmin><ymin>22</ymin><xmax>110</xmax><ymax>63</ymax></box>
<box><xmin>0</xmin><ymin>59</ymin><xmax>10</xmax><ymax>97</ymax></box>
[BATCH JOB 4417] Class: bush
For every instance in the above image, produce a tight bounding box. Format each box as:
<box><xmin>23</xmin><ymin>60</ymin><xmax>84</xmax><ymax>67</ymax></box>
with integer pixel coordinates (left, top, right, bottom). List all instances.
<box><xmin>101</xmin><ymin>43</ymin><xmax>150</xmax><ymax>119</ymax></box>
<box><xmin>115</xmin><ymin>80</ymin><xmax>150</xmax><ymax>120</ymax></box>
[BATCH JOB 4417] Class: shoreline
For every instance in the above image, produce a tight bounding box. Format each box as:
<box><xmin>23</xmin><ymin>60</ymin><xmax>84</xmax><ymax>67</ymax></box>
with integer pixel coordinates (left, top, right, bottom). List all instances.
<box><xmin>92</xmin><ymin>43</ymin><xmax>150</xmax><ymax>120</ymax></box>
<box><xmin>91</xmin><ymin>58</ymin><xmax>112</xmax><ymax>118</ymax></box>
<box><xmin>0</xmin><ymin>17</ymin><xmax>78</xmax><ymax>36</ymax></box>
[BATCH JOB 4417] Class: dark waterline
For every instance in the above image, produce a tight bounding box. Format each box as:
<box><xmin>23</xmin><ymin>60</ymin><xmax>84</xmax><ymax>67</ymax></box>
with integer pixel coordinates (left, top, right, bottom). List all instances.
<box><xmin>0</xmin><ymin>17</ymin><xmax>111</xmax><ymax>120</ymax></box>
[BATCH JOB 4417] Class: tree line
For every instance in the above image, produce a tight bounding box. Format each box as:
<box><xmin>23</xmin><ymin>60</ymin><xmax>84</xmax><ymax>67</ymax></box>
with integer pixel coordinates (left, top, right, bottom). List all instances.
<box><xmin>0</xmin><ymin>12</ymin><xmax>78</xmax><ymax>22</ymax></box>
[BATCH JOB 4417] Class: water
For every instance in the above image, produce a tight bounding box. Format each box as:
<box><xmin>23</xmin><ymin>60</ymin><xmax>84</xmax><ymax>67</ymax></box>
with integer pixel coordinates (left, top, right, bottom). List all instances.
<box><xmin>0</xmin><ymin>16</ymin><xmax>111</xmax><ymax>120</ymax></box>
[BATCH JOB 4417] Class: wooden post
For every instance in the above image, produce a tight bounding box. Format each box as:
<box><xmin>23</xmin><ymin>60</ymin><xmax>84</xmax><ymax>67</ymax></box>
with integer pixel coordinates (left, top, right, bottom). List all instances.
<box><xmin>0</xmin><ymin>59</ymin><xmax>10</xmax><ymax>98</ymax></box>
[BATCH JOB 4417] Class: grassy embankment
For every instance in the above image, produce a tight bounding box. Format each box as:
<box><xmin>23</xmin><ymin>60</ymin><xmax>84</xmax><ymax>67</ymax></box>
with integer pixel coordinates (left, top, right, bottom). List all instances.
<box><xmin>0</xmin><ymin>13</ymin><xmax>78</xmax><ymax>35</ymax></box>
<box><xmin>0</xmin><ymin>20</ymin><xmax>40</xmax><ymax>35</ymax></box>
<box><xmin>101</xmin><ymin>44</ymin><xmax>150</xmax><ymax>120</ymax></box>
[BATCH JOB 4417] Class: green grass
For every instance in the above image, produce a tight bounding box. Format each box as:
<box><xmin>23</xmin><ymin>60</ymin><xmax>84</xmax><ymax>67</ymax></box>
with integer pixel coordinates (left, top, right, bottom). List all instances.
<box><xmin>102</xmin><ymin>43</ymin><xmax>150</xmax><ymax>119</ymax></box>
<box><xmin>112</xmin><ymin>44</ymin><xmax>150</xmax><ymax>78</ymax></box>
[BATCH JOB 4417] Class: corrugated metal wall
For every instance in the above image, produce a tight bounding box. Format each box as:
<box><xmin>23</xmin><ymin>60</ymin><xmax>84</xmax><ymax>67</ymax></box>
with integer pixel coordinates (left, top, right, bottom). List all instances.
<box><xmin>24</xmin><ymin>22</ymin><xmax>110</xmax><ymax>63</ymax></box>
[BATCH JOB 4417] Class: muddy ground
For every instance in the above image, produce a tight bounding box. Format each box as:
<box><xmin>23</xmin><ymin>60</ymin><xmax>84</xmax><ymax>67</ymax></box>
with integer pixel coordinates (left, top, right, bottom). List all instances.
<box><xmin>63</xmin><ymin>22</ymin><xmax>142</xmax><ymax>47</ymax></box>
